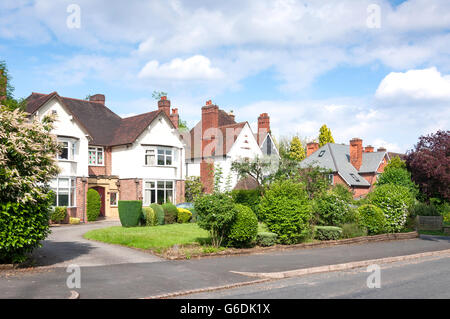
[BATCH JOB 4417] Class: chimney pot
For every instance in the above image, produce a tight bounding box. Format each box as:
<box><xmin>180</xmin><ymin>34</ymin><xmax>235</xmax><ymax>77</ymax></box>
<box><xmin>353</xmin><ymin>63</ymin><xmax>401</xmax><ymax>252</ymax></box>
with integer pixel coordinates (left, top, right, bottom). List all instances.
<box><xmin>206</xmin><ymin>100</ymin><xmax>212</xmax><ymax>106</ymax></box>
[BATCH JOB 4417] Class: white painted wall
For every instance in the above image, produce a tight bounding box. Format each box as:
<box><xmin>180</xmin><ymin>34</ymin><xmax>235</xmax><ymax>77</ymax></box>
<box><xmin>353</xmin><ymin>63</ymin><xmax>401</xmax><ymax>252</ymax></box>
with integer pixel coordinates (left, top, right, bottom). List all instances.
<box><xmin>111</xmin><ymin>113</ymin><xmax>186</xmax><ymax>180</ymax></box>
<box><xmin>35</xmin><ymin>98</ymin><xmax>90</xmax><ymax>177</ymax></box>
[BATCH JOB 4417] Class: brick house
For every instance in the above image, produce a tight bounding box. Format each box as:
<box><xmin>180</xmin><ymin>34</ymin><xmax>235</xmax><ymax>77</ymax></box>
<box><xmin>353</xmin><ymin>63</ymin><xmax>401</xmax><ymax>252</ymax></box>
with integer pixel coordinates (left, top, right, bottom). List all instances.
<box><xmin>185</xmin><ymin>100</ymin><xmax>279</xmax><ymax>193</ymax></box>
<box><xmin>300</xmin><ymin>138</ymin><xmax>391</xmax><ymax>198</ymax></box>
<box><xmin>25</xmin><ymin>92</ymin><xmax>186</xmax><ymax>222</ymax></box>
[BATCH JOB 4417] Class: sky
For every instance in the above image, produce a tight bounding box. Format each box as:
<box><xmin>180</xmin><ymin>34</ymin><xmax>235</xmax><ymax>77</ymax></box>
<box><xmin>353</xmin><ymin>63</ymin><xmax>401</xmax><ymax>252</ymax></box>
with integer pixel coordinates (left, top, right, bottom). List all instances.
<box><xmin>1</xmin><ymin>0</ymin><xmax>449</xmax><ymax>153</ymax></box>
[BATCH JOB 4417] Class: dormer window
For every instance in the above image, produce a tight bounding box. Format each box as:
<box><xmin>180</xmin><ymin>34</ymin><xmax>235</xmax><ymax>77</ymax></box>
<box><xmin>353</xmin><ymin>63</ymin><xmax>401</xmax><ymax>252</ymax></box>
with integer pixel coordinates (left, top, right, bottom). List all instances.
<box><xmin>350</xmin><ymin>173</ymin><xmax>360</xmax><ymax>182</ymax></box>
<box><xmin>318</xmin><ymin>150</ymin><xmax>326</xmax><ymax>157</ymax></box>
<box><xmin>89</xmin><ymin>147</ymin><xmax>104</xmax><ymax>166</ymax></box>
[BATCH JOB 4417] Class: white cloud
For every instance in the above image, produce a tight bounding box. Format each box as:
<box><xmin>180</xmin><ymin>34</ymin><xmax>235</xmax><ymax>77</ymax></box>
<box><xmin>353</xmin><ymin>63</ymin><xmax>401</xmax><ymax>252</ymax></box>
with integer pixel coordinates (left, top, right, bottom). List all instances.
<box><xmin>138</xmin><ymin>55</ymin><xmax>224</xmax><ymax>80</ymax></box>
<box><xmin>375</xmin><ymin>67</ymin><xmax>450</xmax><ymax>101</ymax></box>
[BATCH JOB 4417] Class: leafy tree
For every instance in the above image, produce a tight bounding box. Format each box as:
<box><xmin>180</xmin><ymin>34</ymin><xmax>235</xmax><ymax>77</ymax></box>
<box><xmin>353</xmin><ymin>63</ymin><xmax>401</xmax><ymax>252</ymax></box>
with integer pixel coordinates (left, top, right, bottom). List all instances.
<box><xmin>185</xmin><ymin>176</ymin><xmax>203</xmax><ymax>202</ymax></box>
<box><xmin>0</xmin><ymin>61</ymin><xmax>25</xmax><ymax>111</ymax></box>
<box><xmin>376</xmin><ymin>166</ymin><xmax>419</xmax><ymax>198</ymax></box>
<box><xmin>405</xmin><ymin>130</ymin><xmax>450</xmax><ymax>201</ymax></box>
<box><xmin>152</xmin><ymin>90</ymin><xmax>168</xmax><ymax>100</ymax></box>
<box><xmin>289</xmin><ymin>136</ymin><xmax>306</xmax><ymax>161</ymax></box>
<box><xmin>0</xmin><ymin>106</ymin><xmax>60</xmax><ymax>263</ymax></box>
<box><xmin>318</xmin><ymin>124</ymin><xmax>335</xmax><ymax>146</ymax></box>
<box><xmin>178</xmin><ymin>118</ymin><xmax>189</xmax><ymax>130</ymax></box>
<box><xmin>231</xmin><ymin>156</ymin><xmax>276</xmax><ymax>192</ymax></box>
<box><xmin>296</xmin><ymin>165</ymin><xmax>332</xmax><ymax>199</ymax></box>
<box><xmin>386</xmin><ymin>156</ymin><xmax>406</xmax><ymax>170</ymax></box>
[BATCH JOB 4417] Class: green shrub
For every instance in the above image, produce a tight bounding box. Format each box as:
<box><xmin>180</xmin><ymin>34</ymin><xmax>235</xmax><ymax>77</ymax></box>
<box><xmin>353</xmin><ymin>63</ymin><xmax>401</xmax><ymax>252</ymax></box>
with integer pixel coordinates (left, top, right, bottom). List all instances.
<box><xmin>162</xmin><ymin>203</ymin><xmax>178</xmax><ymax>224</ymax></box>
<box><xmin>194</xmin><ymin>193</ymin><xmax>237</xmax><ymax>247</ymax></box>
<box><xmin>313</xmin><ymin>192</ymin><xmax>352</xmax><ymax>226</ymax></box>
<box><xmin>0</xmin><ymin>195</ymin><xmax>52</xmax><ymax>263</ymax></box>
<box><xmin>142</xmin><ymin>207</ymin><xmax>157</xmax><ymax>226</ymax></box>
<box><xmin>150</xmin><ymin>204</ymin><xmax>165</xmax><ymax>225</ymax></box>
<box><xmin>376</xmin><ymin>166</ymin><xmax>419</xmax><ymax>198</ymax></box>
<box><xmin>86</xmin><ymin>188</ymin><xmax>101</xmax><ymax>222</ymax></box>
<box><xmin>231</xmin><ymin>189</ymin><xmax>261</xmax><ymax>219</ymax></box>
<box><xmin>357</xmin><ymin>204</ymin><xmax>387</xmax><ymax>235</ymax></box>
<box><xmin>190</xmin><ymin>207</ymin><xmax>198</xmax><ymax>223</ymax></box>
<box><xmin>259</xmin><ymin>180</ymin><xmax>313</xmax><ymax>244</ymax></box>
<box><xmin>341</xmin><ymin>223</ymin><xmax>367</xmax><ymax>238</ymax></box>
<box><xmin>118</xmin><ymin>200</ymin><xmax>142</xmax><ymax>227</ymax></box>
<box><xmin>50</xmin><ymin>206</ymin><xmax>67</xmax><ymax>223</ymax></box>
<box><xmin>369</xmin><ymin>184</ymin><xmax>413</xmax><ymax>232</ymax></box>
<box><xmin>332</xmin><ymin>184</ymin><xmax>354</xmax><ymax>203</ymax></box>
<box><xmin>314</xmin><ymin>226</ymin><xmax>342</xmax><ymax>241</ymax></box>
<box><xmin>409</xmin><ymin>202</ymin><xmax>440</xmax><ymax>217</ymax></box>
<box><xmin>185</xmin><ymin>176</ymin><xmax>203</xmax><ymax>202</ymax></box>
<box><xmin>227</xmin><ymin>204</ymin><xmax>258</xmax><ymax>248</ymax></box>
<box><xmin>256</xmin><ymin>232</ymin><xmax>278</xmax><ymax>247</ymax></box>
<box><xmin>177</xmin><ymin>208</ymin><xmax>192</xmax><ymax>223</ymax></box>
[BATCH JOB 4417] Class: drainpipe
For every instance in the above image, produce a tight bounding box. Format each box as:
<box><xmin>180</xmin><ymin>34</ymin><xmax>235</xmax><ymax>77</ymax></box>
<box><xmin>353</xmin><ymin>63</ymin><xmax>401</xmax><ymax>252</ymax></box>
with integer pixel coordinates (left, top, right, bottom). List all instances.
<box><xmin>82</xmin><ymin>178</ymin><xmax>87</xmax><ymax>223</ymax></box>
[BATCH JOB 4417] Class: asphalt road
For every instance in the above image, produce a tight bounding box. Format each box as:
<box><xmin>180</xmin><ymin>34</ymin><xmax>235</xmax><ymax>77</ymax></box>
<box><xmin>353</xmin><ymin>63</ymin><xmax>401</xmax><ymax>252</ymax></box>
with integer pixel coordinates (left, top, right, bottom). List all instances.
<box><xmin>179</xmin><ymin>255</ymin><xmax>450</xmax><ymax>299</ymax></box>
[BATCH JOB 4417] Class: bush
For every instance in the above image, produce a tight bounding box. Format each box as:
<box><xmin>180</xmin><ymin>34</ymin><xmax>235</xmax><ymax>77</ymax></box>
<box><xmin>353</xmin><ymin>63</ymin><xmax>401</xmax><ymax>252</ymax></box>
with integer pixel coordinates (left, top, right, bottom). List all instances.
<box><xmin>162</xmin><ymin>203</ymin><xmax>178</xmax><ymax>224</ymax></box>
<box><xmin>118</xmin><ymin>200</ymin><xmax>142</xmax><ymax>227</ymax></box>
<box><xmin>313</xmin><ymin>192</ymin><xmax>352</xmax><ymax>226</ymax></box>
<box><xmin>194</xmin><ymin>193</ymin><xmax>237</xmax><ymax>247</ymax></box>
<box><xmin>357</xmin><ymin>204</ymin><xmax>387</xmax><ymax>235</ymax></box>
<box><xmin>185</xmin><ymin>176</ymin><xmax>203</xmax><ymax>202</ymax></box>
<box><xmin>256</xmin><ymin>232</ymin><xmax>278</xmax><ymax>247</ymax></box>
<box><xmin>142</xmin><ymin>207</ymin><xmax>157</xmax><ymax>226</ymax></box>
<box><xmin>150</xmin><ymin>204</ymin><xmax>165</xmax><ymax>225</ymax></box>
<box><xmin>314</xmin><ymin>226</ymin><xmax>342</xmax><ymax>241</ymax></box>
<box><xmin>86</xmin><ymin>189</ymin><xmax>101</xmax><ymax>222</ymax></box>
<box><xmin>376</xmin><ymin>166</ymin><xmax>419</xmax><ymax>198</ymax></box>
<box><xmin>69</xmin><ymin>217</ymin><xmax>80</xmax><ymax>225</ymax></box>
<box><xmin>231</xmin><ymin>189</ymin><xmax>261</xmax><ymax>219</ymax></box>
<box><xmin>332</xmin><ymin>184</ymin><xmax>354</xmax><ymax>203</ymax></box>
<box><xmin>0</xmin><ymin>196</ymin><xmax>52</xmax><ymax>263</ymax></box>
<box><xmin>369</xmin><ymin>184</ymin><xmax>413</xmax><ymax>232</ymax></box>
<box><xmin>227</xmin><ymin>204</ymin><xmax>258</xmax><ymax>248</ymax></box>
<box><xmin>177</xmin><ymin>208</ymin><xmax>192</xmax><ymax>223</ymax></box>
<box><xmin>51</xmin><ymin>206</ymin><xmax>67</xmax><ymax>223</ymax></box>
<box><xmin>259</xmin><ymin>180</ymin><xmax>313</xmax><ymax>244</ymax></box>
<box><xmin>341</xmin><ymin>223</ymin><xmax>367</xmax><ymax>238</ymax></box>
<box><xmin>409</xmin><ymin>202</ymin><xmax>440</xmax><ymax>217</ymax></box>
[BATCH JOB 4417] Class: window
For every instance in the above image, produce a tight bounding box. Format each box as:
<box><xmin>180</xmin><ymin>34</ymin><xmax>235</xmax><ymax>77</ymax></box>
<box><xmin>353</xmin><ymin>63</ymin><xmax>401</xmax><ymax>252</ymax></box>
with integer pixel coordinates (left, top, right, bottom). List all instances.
<box><xmin>146</xmin><ymin>147</ymin><xmax>174</xmax><ymax>166</ymax></box>
<box><xmin>89</xmin><ymin>147</ymin><xmax>104</xmax><ymax>165</ymax></box>
<box><xmin>318</xmin><ymin>150</ymin><xmax>326</xmax><ymax>157</ymax></box>
<box><xmin>145</xmin><ymin>149</ymin><xmax>155</xmax><ymax>166</ymax></box>
<box><xmin>58</xmin><ymin>141</ymin><xmax>69</xmax><ymax>160</ymax></box>
<box><xmin>110</xmin><ymin>192</ymin><xmax>118</xmax><ymax>207</ymax></box>
<box><xmin>327</xmin><ymin>174</ymin><xmax>334</xmax><ymax>185</ymax></box>
<box><xmin>143</xmin><ymin>180</ymin><xmax>174</xmax><ymax>205</ymax></box>
<box><xmin>350</xmin><ymin>173</ymin><xmax>360</xmax><ymax>182</ymax></box>
<box><xmin>50</xmin><ymin>177</ymin><xmax>76</xmax><ymax>207</ymax></box>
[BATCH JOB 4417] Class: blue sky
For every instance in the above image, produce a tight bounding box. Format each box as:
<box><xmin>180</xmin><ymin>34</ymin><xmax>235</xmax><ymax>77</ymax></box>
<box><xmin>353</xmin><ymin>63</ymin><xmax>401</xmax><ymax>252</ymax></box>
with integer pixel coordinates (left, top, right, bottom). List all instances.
<box><xmin>1</xmin><ymin>0</ymin><xmax>450</xmax><ymax>152</ymax></box>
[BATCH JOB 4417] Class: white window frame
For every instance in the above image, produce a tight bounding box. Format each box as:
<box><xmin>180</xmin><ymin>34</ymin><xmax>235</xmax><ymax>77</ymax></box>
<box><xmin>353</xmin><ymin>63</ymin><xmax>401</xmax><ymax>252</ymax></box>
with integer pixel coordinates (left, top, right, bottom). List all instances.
<box><xmin>143</xmin><ymin>180</ymin><xmax>175</xmax><ymax>205</ymax></box>
<box><xmin>144</xmin><ymin>146</ymin><xmax>175</xmax><ymax>167</ymax></box>
<box><xmin>89</xmin><ymin>146</ymin><xmax>104</xmax><ymax>166</ymax></box>
<box><xmin>57</xmin><ymin>138</ymin><xmax>77</xmax><ymax>161</ymax></box>
<box><xmin>50</xmin><ymin>177</ymin><xmax>77</xmax><ymax>207</ymax></box>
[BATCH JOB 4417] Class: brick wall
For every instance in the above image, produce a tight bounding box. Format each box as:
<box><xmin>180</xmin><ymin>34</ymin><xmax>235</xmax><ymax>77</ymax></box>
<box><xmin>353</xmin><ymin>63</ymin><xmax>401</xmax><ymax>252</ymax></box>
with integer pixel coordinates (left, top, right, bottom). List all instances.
<box><xmin>88</xmin><ymin>147</ymin><xmax>112</xmax><ymax>176</ymax></box>
<box><xmin>200</xmin><ymin>161</ymin><xmax>214</xmax><ymax>194</ymax></box>
<box><xmin>176</xmin><ymin>180</ymin><xmax>185</xmax><ymax>204</ymax></box>
<box><xmin>75</xmin><ymin>177</ymin><xmax>88</xmax><ymax>222</ymax></box>
<box><xmin>119</xmin><ymin>178</ymin><xmax>142</xmax><ymax>201</ymax></box>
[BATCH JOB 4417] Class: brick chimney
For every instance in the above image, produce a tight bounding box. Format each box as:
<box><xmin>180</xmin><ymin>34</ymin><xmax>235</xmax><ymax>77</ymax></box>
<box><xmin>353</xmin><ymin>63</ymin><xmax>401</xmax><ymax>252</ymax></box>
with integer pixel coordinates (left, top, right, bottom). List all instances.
<box><xmin>228</xmin><ymin>111</ymin><xmax>235</xmax><ymax>122</ymax></box>
<box><xmin>89</xmin><ymin>94</ymin><xmax>105</xmax><ymax>105</ymax></box>
<box><xmin>257</xmin><ymin>113</ymin><xmax>270</xmax><ymax>144</ymax></box>
<box><xmin>170</xmin><ymin>108</ymin><xmax>179</xmax><ymax>129</ymax></box>
<box><xmin>364</xmin><ymin>145</ymin><xmax>374</xmax><ymax>153</ymax></box>
<box><xmin>350</xmin><ymin>138</ymin><xmax>363</xmax><ymax>170</ymax></box>
<box><xmin>377</xmin><ymin>147</ymin><xmax>386</xmax><ymax>152</ymax></box>
<box><xmin>158</xmin><ymin>96</ymin><xmax>170</xmax><ymax>118</ymax></box>
<box><xmin>200</xmin><ymin>100</ymin><xmax>219</xmax><ymax>193</ymax></box>
<box><xmin>306</xmin><ymin>142</ymin><xmax>319</xmax><ymax>157</ymax></box>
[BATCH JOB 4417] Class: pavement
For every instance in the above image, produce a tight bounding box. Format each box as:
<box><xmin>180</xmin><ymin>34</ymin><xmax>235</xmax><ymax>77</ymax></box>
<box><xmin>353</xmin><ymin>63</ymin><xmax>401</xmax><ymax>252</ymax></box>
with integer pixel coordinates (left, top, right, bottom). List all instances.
<box><xmin>1</xmin><ymin>220</ymin><xmax>449</xmax><ymax>299</ymax></box>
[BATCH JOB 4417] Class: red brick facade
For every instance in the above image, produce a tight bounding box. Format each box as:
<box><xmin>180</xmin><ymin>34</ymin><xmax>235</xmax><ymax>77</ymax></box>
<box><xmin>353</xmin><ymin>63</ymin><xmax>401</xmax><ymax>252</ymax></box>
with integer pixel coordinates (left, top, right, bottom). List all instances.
<box><xmin>307</xmin><ymin>142</ymin><xmax>319</xmax><ymax>157</ymax></box>
<box><xmin>88</xmin><ymin>147</ymin><xmax>112</xmax><ymax>176</ymax></box>
<box><xmin>118</xmin><ymin>178</ymin><xmax>143</xmax><ymax>201</ymax></box>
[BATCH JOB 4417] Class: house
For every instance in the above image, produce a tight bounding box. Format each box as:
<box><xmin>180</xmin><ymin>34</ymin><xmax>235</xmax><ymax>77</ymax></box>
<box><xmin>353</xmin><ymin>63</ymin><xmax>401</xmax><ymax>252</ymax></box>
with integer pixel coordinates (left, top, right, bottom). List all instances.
<box><xmin>25</xmin><ymin>92</ymin><xmax>186</xmax><ymax>222</ymax></box>
<box><xmin>300</xmin><ymin>138</ymin><xmax>391</xmax><ymax>198</ymax></box>
<box><xmin>185</xmin><ymin>100</ymin><xmax>279</xmax><ymax>192</ymax></box>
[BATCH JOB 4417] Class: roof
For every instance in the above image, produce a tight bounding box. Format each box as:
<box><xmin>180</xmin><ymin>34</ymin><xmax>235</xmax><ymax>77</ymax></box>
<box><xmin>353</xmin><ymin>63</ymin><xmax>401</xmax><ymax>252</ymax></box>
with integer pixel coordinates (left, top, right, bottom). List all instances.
<box><xmin>25</xmin><ymin>92</ymin><xmax>170</xmax><ymax>146</ymax></box>
<box><xmin>233</xmin><ymin>176</ymin><xmax>259</xmax><ymax>190</ymax></box>
<box><xmin>300</xmin><ymin>143</ymin><xmax>388</xmax><ymax>187</ymax></box>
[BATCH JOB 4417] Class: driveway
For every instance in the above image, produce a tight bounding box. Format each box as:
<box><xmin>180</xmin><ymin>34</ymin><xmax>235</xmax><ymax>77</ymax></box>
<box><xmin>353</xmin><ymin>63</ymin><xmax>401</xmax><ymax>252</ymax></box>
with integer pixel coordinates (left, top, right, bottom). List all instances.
<box><xmin>31</xmin><ymin>220</ymin><xmax>162</xmax><ymax>267</ymax></box>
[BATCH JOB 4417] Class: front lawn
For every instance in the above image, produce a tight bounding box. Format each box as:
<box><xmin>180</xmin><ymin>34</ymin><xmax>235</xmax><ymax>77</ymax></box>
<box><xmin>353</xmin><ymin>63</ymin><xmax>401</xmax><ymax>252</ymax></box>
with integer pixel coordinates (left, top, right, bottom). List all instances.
<box><xmin>84</xmin><ymin>223</ymin><xmax>210</xmax><ymax>253</ymax></box>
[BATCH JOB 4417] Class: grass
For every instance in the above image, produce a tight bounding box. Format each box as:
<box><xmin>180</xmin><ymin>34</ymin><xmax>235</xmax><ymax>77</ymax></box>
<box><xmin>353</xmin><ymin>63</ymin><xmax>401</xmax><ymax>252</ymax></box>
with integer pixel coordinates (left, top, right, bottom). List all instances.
<box><xmin>84</xmin><ymin>223</ymin><xmax>210</xmax><ymax>253</ymax></box>
<box><xmin>419</xmin><ymin>230</ymin><xmax>449</xmax><ymax>237</ymax></box>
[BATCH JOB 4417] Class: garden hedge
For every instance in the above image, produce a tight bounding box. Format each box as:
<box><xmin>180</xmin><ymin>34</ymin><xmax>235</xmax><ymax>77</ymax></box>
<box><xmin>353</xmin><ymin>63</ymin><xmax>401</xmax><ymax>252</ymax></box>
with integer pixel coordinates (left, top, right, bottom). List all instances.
<box><xmin>231</xmin><ymin>189</ymin><xmax>261</xmax><ymax>219</ymax></box>
<box><xmin>314</xmin><ymin>226</ymin><xmax>342</xmax><ymax>241</ymax></box>
<box><xmin>50</xmin><ymin>206</ymin><xmax>67</xmax><ymax>223</ymax></box>
<box><xmin>227</xmin><ymin>204</ymin><xmax>258</xmax><ymax>248</ymax></box>
<box><xmin>118</xmin><ymin>200</ymin><xmax>142</xmax><ymax>227</ymax></box>
<box><xmin>256</xmin><ymin>232</ymin><xmax>278</xmax><ymax>247</ymax></box>
<box><xmin>150</xmin><ymin>204</ymin><xmax>165</xmax><ymax>225</ymax></box>
<box><xmin>142</xmin><ymin>207</ymin><xmax>157</xmax><ymax>226</ymax></box>
<box><xmin>86</xmin><ymin>188</ymin><xmax>101</xmax><ymax>222</ymax></box>
<box><xmin>177</xmin><ymin>208</ymin><xmax>192</xmax><ymax>223</ymax></box>
<box><xmin>341</xmin><ymin>223</ymin><xmax>367</xmax><ymax>238</ymax></box>
<box><xmin>162</xmin><ymin>203</ymin><xmax>178</xmax><ymax>224</ymax></box>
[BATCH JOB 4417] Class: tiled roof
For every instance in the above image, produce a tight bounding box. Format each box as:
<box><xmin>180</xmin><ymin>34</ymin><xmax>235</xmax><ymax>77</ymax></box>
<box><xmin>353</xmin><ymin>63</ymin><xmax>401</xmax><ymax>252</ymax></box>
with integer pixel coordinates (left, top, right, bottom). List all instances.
<box><xmin>25</xmin><ymin>92</ymin><xmax>168</xmax><ymax>146</ymax></box>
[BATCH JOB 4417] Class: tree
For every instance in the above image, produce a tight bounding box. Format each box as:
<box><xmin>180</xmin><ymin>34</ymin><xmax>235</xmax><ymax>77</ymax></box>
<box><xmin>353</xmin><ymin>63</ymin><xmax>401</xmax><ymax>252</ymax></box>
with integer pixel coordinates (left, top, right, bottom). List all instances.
<box><xmin>0</xmin><ymin>106</ymin><xmax>60</xmax><ymax>263</ymax></box>
<box><xmin>296</xmin><ymin>165</ymin><xmax>332</xmax><ymax>199</ymax></box>
<box><xmin>376</xmin><ymin>166</ymin><xmax>419</xmax><ymax>198</ymax></box>
<box><xmin>231</xmin><ymin>156</ymin><xmax>276</xmax><ymax>192</ymax></box>
<box><xmin>152</xmin><ymin>90</ymin><xmax>168</xmax><ymax>100</ymax></box>
<box><xmin>185</xmin><ymin>176</ymin><xmax>203</xmax><ymax>202</ymax></box>
<box><xmin>405</xmin><ymin>130</ymin><xmax>450</xmax><ymax>201</ymax></box>
<box><xmin>289</xmin><ymin>136</ymin><xmax>306</xmax><ymax>162</ymax></box>
<box><xmin>386</xmin><ymin>156</ymin><xmax>406</xmax><ymax>170</ymax></box>
<box><xmin>0</xmin><ymin>60</ymin><xmax>25</xmax><ymax>111</ymax></box>
<box><xmin>318</xmin><ymin>124</ymin><xmax>335</xmax><ymax>146</ymax></box>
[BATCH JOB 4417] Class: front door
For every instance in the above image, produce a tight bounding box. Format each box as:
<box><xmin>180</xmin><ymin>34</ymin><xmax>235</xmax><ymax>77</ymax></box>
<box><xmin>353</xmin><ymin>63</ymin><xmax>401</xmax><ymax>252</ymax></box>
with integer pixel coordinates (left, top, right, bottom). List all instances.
<box><xmin>92</xmin><ymin>186</ymin><xmax>105</xmax><ymax>217</ymax></box>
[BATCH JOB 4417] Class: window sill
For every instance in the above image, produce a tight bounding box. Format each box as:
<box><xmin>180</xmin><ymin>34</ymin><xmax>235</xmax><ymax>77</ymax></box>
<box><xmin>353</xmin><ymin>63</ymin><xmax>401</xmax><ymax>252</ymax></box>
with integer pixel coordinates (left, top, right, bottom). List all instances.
<box><xmin>58</xmin><ymin>159</ymin><xmax>77</xmax><ymax>163</ymax></box>
<box><xmin>143</xmin><ymin>165</ymin><xmax>177</xmax><ymax>168</ymax></box>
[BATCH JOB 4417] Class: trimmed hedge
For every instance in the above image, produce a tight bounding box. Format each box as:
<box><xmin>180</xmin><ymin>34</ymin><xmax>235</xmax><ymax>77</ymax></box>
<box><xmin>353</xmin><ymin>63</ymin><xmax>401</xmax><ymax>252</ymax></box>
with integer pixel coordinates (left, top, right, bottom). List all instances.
<box><xmin>177</xmin><ymin>208</ymin><xmax>192</xmax><ymax>223</ymax></box>
<box><xmin>357</xmin><ymin>204</ymin><xmax>387</xmax><ymax>235</ymax></box>
<box><xmin>51</xmin><ymin>206</ymin><xmax>67</xmax><ymax>223</ymax></box>
<box><xmin>314</xmin><ymin>226</ymin><xmax>342</xmax><ymax>241</ymax></box>
<box><xmin>227</xmin><ymin>204</ymin><xmax>258</xmax><ymax>248</ymax></box>
<box><xmin>150</xmin><ymin>204</ymin><xmax>165</xmax><ymax>225</ymax></box>
<box><xmin>118</xmin><ymin>200</ymin><xmax>142</xmax><ymax>227</ymax></box>
<box><xmin>87</xmin><ymin>189</ymin><xmax>101</xmax><ymax>222</ymax></box>
<box><xmin>143</xmin><ymin>207</ymin><xmax>157</xmax><ymax>226</ymax></box>
<box><xmin>256</xmin><ymin>232</ymin><xmax>278</xmax><ymax>247</ymax></box>
<box><xmin>162</xmin><ymin>203</ymin><xmax>178</xmax><ymax>224</ymax></box>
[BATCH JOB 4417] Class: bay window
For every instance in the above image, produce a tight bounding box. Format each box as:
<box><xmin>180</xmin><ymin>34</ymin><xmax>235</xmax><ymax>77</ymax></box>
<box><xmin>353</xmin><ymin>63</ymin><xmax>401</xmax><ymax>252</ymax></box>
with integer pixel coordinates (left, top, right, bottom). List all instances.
<box><xmin>143</xmin><ymin>180</ymin><xmax>174</xmax><ymax>205</ymax></box>
<box><xmin>50</xmin><ymin>177</ymin><xmax>76</xmax><ymax>207</ymax></box>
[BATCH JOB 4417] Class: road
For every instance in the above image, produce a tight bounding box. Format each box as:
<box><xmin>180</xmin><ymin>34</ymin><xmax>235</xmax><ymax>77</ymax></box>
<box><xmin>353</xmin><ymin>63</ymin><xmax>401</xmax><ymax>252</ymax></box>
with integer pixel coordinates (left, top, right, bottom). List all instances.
<box><xmin>178</xmin><ymin>255</ymin><xmax>450</xmax><ymax>299</ymax></box>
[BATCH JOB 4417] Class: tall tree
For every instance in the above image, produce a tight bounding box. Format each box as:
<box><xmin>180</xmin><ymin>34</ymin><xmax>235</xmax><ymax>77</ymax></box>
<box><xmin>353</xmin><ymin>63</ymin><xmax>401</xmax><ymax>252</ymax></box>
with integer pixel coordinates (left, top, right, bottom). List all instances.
<box><xmin>318</xmin><ymin>124</ymin><xmax>335</xmax><ymax>147</ymax></box>
<box><xmin>406</xmin><ymin>130</ymin><xmax>450</xmax><ymax>201</ymax></box>
<box><xmin>289</xmin><ymin>136</ymin><xmax>306</xmax><ymax>162</ymax></box>
<box><xmin>0</xmin><ymin>61</ymin><xmax>25</xmax><ymax>111</ymax></box>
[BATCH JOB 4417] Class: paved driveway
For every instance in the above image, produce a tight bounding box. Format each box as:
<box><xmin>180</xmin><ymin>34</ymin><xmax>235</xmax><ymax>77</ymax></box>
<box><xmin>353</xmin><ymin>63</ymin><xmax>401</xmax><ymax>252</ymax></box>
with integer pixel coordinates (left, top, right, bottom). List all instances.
<box><xmin>31</xmin><ymin>220</ymin><xmax>162</xmax><ymax>267</ymax></box>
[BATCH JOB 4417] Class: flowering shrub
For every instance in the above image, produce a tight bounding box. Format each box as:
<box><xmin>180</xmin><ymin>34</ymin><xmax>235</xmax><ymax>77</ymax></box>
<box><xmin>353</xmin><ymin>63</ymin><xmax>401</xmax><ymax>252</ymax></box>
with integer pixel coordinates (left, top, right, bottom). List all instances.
<box><xmin>369</xmin><ymin>184</ymin><xmax>413</xmax><ymax>232</ymax></box>
<box><xmin>313</xmin><ymin>192</ymin><xmax>352</xmax><ymax>226</ymax></box>
<box><xmin>177</xmin><ymin>208</ymin><xmax>192</xmax><ymax>223</ymax></box>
